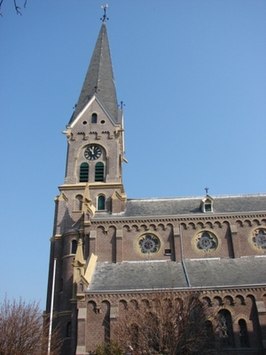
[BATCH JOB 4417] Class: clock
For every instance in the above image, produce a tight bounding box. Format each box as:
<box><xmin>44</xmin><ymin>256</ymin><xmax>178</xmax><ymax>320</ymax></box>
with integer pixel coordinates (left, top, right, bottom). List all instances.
<box><xmin>84</xmin><ymin>144</ymin><xmax>102</xmax><ymax>161</ymax></box>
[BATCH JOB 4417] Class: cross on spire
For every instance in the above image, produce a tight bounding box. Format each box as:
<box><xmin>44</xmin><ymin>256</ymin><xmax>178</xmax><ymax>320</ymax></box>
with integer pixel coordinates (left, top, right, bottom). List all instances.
<box><xmin>101</xmin><ymin>4</ymin><xmax>109</xmax><ymax>22</ymax></box>
<box><xmin>204</xmin><ymin>187</ymin><xmax>209</xmax><ymax>195</ymax></box>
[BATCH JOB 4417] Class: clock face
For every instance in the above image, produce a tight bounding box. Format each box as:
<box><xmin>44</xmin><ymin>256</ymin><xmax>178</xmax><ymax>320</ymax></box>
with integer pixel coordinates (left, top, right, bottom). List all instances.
<box><xmin>84</xmin><ymin>144</ymin><xmax>102</xmax><ymax>161</ymax></box>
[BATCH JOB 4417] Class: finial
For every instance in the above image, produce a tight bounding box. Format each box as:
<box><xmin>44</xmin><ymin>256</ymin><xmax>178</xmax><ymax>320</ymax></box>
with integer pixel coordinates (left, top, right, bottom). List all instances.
<box><xmin>204</xmin><ymin>187</ymin><xmax>209</xmax><ymax>195</ymax></box>
<box><xmin>120</xmin><ymin>101</ymin><xmax>125</xmax><ymax>110</ymax></box>
<box><xmin>101</xmin><ymin>4</ymin><xmax>109</xmax><ymax>22</ymax></box>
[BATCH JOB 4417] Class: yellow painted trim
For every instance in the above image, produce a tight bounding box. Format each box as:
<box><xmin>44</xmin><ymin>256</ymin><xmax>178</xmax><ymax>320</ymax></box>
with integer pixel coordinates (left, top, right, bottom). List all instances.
<box><xmin>84</xmin><ymin>253</ymin><xmax>98</xmax><ymax>284</ymax></box>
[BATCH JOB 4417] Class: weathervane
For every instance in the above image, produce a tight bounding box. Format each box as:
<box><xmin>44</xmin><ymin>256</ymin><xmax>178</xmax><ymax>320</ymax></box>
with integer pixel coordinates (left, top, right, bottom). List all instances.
<box><xmin>204</xmin><ymin>187</ymin><xmax>209</xmax><ymax>195</ymax></box>
<box><xmin>101</xmin><ymin>4</ymin><xmax>109</xmax><ymax>22</ymax></box>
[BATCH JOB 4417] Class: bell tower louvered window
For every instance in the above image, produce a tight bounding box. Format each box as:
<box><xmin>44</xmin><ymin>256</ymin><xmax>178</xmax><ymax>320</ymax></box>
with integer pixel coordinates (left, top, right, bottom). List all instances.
<box><xmin>95</xmin><ymin>162</ymin><xmax>104</xmax><ymax>182</ymax></box>
<box><xmin>79</xmin><ymin>162</ymin><xmax>89</xmax><ymax>182</ymax></box>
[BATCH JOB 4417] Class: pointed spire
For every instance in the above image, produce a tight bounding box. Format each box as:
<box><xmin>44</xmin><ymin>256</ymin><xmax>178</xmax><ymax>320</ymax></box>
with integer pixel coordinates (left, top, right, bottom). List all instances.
<box><xmin>70</xmin><ymin>23</ymin><xmax>119</xmax><ymax>123</ymax></box>
<box><xmin>73</xmin><ymin>238</ymin><xmax>85</xmax><ymax>267</ymax></box>
<box><xmin>82</xmin><ymin>183</ymin><xmax>95</xmax><ymax>217</ymax></box>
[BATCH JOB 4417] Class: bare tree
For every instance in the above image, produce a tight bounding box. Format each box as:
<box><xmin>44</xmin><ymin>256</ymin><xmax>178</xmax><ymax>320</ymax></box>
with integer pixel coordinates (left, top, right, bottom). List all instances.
<box><xmin>95</xmin><ymin>341</ymin><xmax>123</xmax><ymax>355</ymax></box>
<box><xmin>0</xmin><ymin>297</ymin><xmax>62</xmax><ymax>355</ymax></box>
<box><xmin>0</xmin><ymin>0</ymin><xmax>28</xmax><ymax>16</ymax></box>
<box><xmin>114</xmin><ymin>292</ymin><xmax>220</xmax><ymax>354</ymax></box>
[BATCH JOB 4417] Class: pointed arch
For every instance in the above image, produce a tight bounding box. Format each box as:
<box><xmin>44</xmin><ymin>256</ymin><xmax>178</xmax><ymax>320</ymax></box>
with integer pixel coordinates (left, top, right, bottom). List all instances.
<box><xmin>79</xmin><ymin>162</ymin><xmax>89</xmax><ymax>182</ymax></box>
<box><xmin>95</xmin><ymin>162</ymin><xmax>105</xmax><ymax>181</ymax></box>
<box><xmin>75</xmin><ymin>194</ymin><xmax>83</xmax><ymax>211</ymax></box>
<box><xmin>97</xmin><ymin>195</ymin><xmax>106</xmax><ymax>211</ymax></box>
<box><xmin>218</xmin><ymin>309</ymin><xmax>235</xmax><ymax>348</ymax></box>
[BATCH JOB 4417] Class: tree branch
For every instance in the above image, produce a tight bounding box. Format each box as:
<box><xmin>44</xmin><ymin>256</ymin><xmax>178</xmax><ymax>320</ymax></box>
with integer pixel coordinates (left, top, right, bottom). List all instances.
<box><xmin>0</xmin><ymin>0</ymin><xmax>28</xmax><ymax>16</ymax></box>
<box><xmin>14</xmin><ymin>0</ymin><xmax>22</xmax><ymax>15</ymax></box>
<box><xmin>0</xmin><ymin>0</ymin><xmax>4</xmax><ymax>16</ymax></box>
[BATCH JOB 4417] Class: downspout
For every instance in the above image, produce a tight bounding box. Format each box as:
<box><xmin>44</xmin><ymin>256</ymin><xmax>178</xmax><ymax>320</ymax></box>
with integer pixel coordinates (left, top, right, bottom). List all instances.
<box><xmin>48</xmin><ymin>258</ymin><xmax>57</xmax><ymax>355</ymax></box>
<box><xmin>179</xmin><ymin>225</ymin><xmax>191</xmax><ymax>287</ymax></box>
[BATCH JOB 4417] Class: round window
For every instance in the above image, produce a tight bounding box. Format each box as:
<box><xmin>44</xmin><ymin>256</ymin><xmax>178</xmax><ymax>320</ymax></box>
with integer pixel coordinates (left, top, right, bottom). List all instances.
<box><xmin>251</xmin><ymin>228</ymin><xmax>266</xmax><ymax>250</ymax></box>
<box><xmin>139</xmin><ymin>234</ymin><xmax>160</xmax><ymax>254</ymax></box>
<box><xmin>195</xmin><ymin>231</ymin><xmax>218</xmax><ymax>252</ymax></box>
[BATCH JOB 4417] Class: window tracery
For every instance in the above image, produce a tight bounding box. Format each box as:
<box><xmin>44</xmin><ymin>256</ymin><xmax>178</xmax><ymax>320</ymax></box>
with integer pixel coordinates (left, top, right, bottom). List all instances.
<box><xmin>139</xmin><ymin>234</ymin><xmax>160</xmax><ymax>254</ymax></box>
<box><xmin>195</xmin><ymin>231</ymin><xmax>218</xmax><ymax>252</ymax></box>
<box><xmin>251</xmin><ymin>228</ymin><xmax>266</xmax><ymax>250</ymax></box>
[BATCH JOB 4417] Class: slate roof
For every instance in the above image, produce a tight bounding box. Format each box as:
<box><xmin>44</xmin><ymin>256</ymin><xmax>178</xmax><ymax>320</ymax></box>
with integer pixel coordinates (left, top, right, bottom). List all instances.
<box><xmin>69</xmin><ymin>23</ymin><xmax>119</xmax><ymax>124</ymax></box>
<box><xmin>87</xmin><ymin>257</ymin><xmax>266</xmax><ymax>293</ymax></box>
<box><xmin>118</xmin><ymin>194</ymin><xmax>266</xmax><ymax>218</ymax></box>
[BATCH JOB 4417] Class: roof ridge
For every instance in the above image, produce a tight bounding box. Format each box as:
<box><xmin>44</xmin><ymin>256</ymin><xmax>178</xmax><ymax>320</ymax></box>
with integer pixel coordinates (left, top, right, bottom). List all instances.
<box><xmin>127</xmin><ymin>193</ymin><xmax>266</xmax><ymax>202</ymax></box>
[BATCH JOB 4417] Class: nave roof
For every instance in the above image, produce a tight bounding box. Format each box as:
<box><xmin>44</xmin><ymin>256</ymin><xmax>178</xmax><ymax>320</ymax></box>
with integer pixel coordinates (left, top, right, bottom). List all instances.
<box><xmin>87</xmin><ymin>256</ymin><xmax>266</xmax><ymax>293</ymax></box>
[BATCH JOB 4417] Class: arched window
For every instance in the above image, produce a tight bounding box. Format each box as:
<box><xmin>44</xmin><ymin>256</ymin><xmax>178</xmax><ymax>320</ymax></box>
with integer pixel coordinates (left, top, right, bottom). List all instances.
<box><xmin>218</xmin><ymin>310</ymin><xmax>235</xmax><ymax>347</ymax></box>
<box><xmin>239</xmin><ymin>319</ymin><xmax>249</xmax><ymax>347</ymax></box>
<box><xmin>97</xmin><ymin>195</ymin><xmax>106</xmax><ymax>210</ymax></box>
<box><xmin>75</xmin><ymin>195</ymin><xmax>83</xmax><ymax>211</ymax></box>
<box><xmin>79</xmin><ymin>162</ymin><xmax>89</xmax><ymax>182</ymax></box>
<box><xmin>95</xmin><ymin>162</ymin><xmax>104</xmax><ymax>182</ymax></box>
<box><xmin>71</xmin><ymin>240</ymin><xmax>77</xmax><ymax>254</ymax></box>
<box><xmin>91</xmin><ymin>113</ymin><xmax>97</xmax><ymax>123</ymax></box>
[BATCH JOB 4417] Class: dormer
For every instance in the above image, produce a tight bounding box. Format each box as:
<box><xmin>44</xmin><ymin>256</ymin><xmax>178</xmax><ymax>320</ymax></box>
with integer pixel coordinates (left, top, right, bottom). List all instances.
<box><xmin>201</xmin><ymin>195</ymin><xmax>214</xmax><ymax>213</ymax></box>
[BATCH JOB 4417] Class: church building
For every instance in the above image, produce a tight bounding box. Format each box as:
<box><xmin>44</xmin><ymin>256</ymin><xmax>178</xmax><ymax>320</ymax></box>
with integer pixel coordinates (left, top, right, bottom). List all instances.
<box><xmin>45</xmin><ymin>15</ymin><xmax>266</xmax><ymax>355</ymax></box>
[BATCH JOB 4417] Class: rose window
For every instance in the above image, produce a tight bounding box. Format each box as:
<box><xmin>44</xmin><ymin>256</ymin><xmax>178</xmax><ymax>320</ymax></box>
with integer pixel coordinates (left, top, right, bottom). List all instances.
<box><xmin>196</xmin><ymin>231</ymin><xmax>218</xmax><ymax>252</ymax></box>
<box><xmin>252</xmin><ymin>228</ymin><xmax>266</xmax><ymax>250</ymax></box>
<box><xmin>139</xmin><ymin>234</ymin><xmax>160</xmax><ymax>254</ymax></box>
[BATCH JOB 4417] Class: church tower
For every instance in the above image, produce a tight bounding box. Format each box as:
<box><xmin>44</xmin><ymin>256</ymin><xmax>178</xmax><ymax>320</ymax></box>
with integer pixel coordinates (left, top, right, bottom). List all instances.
<box><xmin>46</xmin><ymin>10</ymin><xmax>266</xmax><ymax>355</ymax></box>
<box><xmin>64</xmin><ymin>20</ymin><xmax>126</xmax><ymax>213</ymax></box>
<box><xmin>46</xmin><ymin>17</ymin><xmax>126</xmax><ymax>354</ymax></box>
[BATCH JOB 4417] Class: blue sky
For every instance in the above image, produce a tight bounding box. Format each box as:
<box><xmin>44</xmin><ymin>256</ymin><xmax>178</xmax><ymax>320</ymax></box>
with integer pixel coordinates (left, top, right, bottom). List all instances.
<box><xmin>0</xmin><ymin>0</ymin><xmax>265</xmax><ymax>309</ymax></box>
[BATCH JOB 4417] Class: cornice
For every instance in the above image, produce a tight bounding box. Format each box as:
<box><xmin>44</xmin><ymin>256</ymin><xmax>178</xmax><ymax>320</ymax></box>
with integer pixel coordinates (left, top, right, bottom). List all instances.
<box><xmin>58</xmin><ymin>182</ymin><xmax>123</xmax><ymax>191</ymax></box>
<box><xmin>83</xmin><ymin>285</ymin><xmax>266</xmax><ymax>301</ymax></box>
<box><xmin>91</xmin><ymin>212</ymin><xmax>266</xmax><ymax>226</ymax></box>
<box><xmin>58</xmin><ymin>183</ymin><xmax>124</xmax><ymax>191</ymax></box>
<box><xmin>50</xmin><ymin>234</ymin><xmax>62</xmax><ymax>241</ymax></box>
